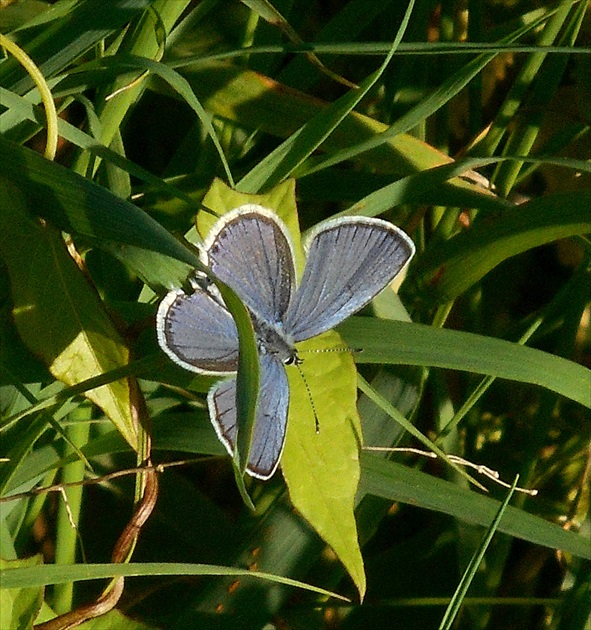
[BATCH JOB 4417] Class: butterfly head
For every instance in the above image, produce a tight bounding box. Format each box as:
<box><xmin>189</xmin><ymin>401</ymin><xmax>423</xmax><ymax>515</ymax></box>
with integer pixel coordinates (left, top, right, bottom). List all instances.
<box><xmin>251</xmin><ymin>312</ymin><xmax>298</xmax><ymax>365</ymax></box>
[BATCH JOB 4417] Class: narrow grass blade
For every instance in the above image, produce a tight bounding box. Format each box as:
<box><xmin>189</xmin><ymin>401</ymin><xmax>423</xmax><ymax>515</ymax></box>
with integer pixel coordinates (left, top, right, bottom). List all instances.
<box><xmin>439</xmin><ymin>479</ymin><xmax>518</xmax><ymax>629</ymax></box>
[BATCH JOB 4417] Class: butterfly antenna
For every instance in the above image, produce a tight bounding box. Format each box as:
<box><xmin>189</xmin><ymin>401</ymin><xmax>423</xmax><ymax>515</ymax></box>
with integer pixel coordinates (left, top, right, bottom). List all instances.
<box><xmin>295</xmin><ymin>363</ymin><xmax>320</xmax><ymax>434</ymax></box>
<box><xmin>300</xmin><ymin>346</ymin><xmax>363</xmax><ymax>356</ymax></box>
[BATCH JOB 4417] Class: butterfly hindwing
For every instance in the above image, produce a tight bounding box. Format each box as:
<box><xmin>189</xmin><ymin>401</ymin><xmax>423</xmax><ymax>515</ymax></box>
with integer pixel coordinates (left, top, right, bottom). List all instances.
<box><xmin>284</xmin><ymin>217</ymin><xmax>415</xmax><ymax>342</ymax></box>
<box><xmin>204</xmin><ymin>205</ymin><xmax>296</xmax><ymax>324</ymax></box>
<box><xmin>208</xmin><ymin>352</ymin><xmax>290</xmax><ymax>480</ymax></box>
<box><xmin>156</xmin><ymin>287</ymin><xmax>239</xmax><ymax>374</ymax></box>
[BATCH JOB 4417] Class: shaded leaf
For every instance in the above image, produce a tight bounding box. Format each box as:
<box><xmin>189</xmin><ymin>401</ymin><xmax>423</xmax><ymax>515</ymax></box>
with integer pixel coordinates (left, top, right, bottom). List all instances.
<box><xmin>0</xmin><ymin>180</ymin><xmax>138</xmax><ymax>448</ymax></box>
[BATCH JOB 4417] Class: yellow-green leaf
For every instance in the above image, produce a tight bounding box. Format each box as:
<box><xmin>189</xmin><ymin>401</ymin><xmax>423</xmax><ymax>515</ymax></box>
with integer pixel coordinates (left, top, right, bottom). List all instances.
<box><xmin>282</xmin><ymin>331</ymin><xmax>365</xmax><ymax>598</ymax></box>
<box><xmin>0</xmin><ymin>180</ymin><xmax>138</xmax><ymax>449</ymax></box>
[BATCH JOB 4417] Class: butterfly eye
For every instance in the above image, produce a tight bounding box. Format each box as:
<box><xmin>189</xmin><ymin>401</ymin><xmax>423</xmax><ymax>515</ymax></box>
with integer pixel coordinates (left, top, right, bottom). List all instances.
<box><xmin>284</xmin><ymin>353</ymin><xmax>302</xmax><ymax>366</ymax></box>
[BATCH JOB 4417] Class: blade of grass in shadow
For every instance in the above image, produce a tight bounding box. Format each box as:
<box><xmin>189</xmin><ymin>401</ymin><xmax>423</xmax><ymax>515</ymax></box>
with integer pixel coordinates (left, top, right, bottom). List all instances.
<box><xmin>0</xmin><ymin>137</ymin><xmax>198</xmax><ymax>290</ymax></box>
<box><xmin>357</xmin><ymin>374</ymin><xmax>485</xmax><ymax>491</ymax></box>
<box><xmin>437</xmin><ymin>259</ymin><xmax>590</xmax><ymax>440</ymax></box>
<box><xmin>302</xmin><ymin>8</ymin><xmax>557</xmax><ymax>177</ymax></box>
<box><xmin>359</xmin><ymin>455</ymin><xmax>590</xmax><ymax>559</ymax></box>
<box><xmin>0</xmin><ymin>562</ymin><xmax>348</xmax><ymax>601</ymax></box>
<box><xmin>73</xmin><ymin>0</ymin><xmax>190</xmax><ymax>176</ymax></box>
<box><xmin>72</xmin><ymin>52</ymin><xmax>234</xmax><ymax>187</ymax></box>
<box><xmin>276</xmin><ymin>0</ymin><xmax>394</xmax><ymax>90</ymax></box>
<box><xmin>240</xmin><ymin>0</ymin><xmax>355</xmax><ymax>88</ymax></box>
<box><xmin>236</xmin><ymin>0</ymin><xmax>417</xmax><ymax>193</ymax></box>
<box><xmin>0</xmin><ymin>86</ymin><xmax>202</xmax><ymax>214</ymax></box>
<box><xmin>0</xmin><ymin>0</ymin><xmax>151</xmax><ymax>94</ymax></box>
<box><xmin>330</xmin><ymin>153</ymin><xmax>589</xmax><ymax>222</ymax></box>
<box><xmin>168</xmin><ymin>41</ymin><xmax>591</xmax><ymax>69</ymax></box>
<box><xmin>408</xmin><ymin>189</ymin><xmax>591</xmax><ymax>303</ymax></box>
<box><xmin>438</xmin><ymin>479</ymin><xmax>519</xmax><ymax>630</ymax></box>
<box><xmin>492</xmin><ymin>0</ymin><xmax>586</xmax><ymax>197</ymax></box>
<box><xmin>472</xmin><ymin>0</ymin><xmax>578</xmax><ymax>161</ymax></box>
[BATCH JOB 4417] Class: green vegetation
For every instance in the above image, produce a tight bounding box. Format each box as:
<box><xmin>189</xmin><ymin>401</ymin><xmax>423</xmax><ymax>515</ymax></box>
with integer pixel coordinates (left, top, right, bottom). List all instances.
<box><xmin>0</xmin><ymin>1</ymin><xmax>589</xmax><ymax>628</ymax></box>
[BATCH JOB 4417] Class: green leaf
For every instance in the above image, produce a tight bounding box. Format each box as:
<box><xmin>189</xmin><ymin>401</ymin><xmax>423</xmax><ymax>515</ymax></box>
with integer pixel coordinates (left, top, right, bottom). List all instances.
<box><xmin>0</xmin><ymin>137</ymin><xmax>199</xmax><ymax>291</ymax></box>
<box><xmin>0</xmin><ymin>555</ymin><xmax>44</xmax><ymax>630</ymax></box>
<box><xmin>0</xmin><ymin>180</ymin><xmax>138</xmax><ymax>449</ymax></box>
<box><xmin>282</xmin><ymin>331</ymin><xmax>365</xmax><ymax>598</ymax></box>
<box><xmin>339</xmin><ymin>318</ymin><xmax>591</xmax><ymax>409</ymax></box>
<box><xmin>0</xmin><ymin>562</ymin><xmax>347</xmax><ymax>601</ymax></box>
<box><xmin>360</xmin><ymin>455</ymin><xmax>591</xmax><ymax>560</ymax></box>
<box><xmin>409</xmin><ymin>190</ymin><xmax>591</xmax><ymax>302</ymax></box>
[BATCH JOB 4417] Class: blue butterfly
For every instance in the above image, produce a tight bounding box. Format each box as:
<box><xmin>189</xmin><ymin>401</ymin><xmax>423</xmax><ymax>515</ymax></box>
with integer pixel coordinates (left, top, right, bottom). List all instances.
<box><xmin>157</xmin><ymin>205</ymin><xmax>414</xmax><ymax>479</ymax></box>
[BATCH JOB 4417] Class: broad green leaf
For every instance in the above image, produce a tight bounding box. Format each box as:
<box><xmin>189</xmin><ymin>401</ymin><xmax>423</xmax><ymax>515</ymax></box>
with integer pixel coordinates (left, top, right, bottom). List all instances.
<box><xmin>199</xmin><ymin>180</ymin><xmax>365</xmax><ymax>595</ymax></box>
<box><xmin>282</xmin><ymin>331</ymin><xmax>365</xmax><ymax>597</ymax></box>
<box><xmin>0</xmin><ymin>180</ymin><xmax>138</xmax><ymax>448</ymax></box>
<box><xmin>0</xmin><ymin>555</ymin><xmax>44</xmax><ymax>630</ymax></box>
<box><xmin>409</xmin><ymin>190</ymin><xmax>591</xmax><ymax>302</ymax></box>
<box><xmin>339</xmin><ymin>318</ymin><xmax>591</xmax><ymax>409</ymax></box>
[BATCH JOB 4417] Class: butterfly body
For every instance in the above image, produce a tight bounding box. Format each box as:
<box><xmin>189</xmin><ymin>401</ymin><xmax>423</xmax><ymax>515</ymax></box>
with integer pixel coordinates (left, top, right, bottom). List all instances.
<box><xmin>157</xmin><ymin>204</ymin><xmax>414</xmax><ymax>479</ymax></box>
<box><xmin>250</xmin><ymin>312</ymin><xmax>298</xmax><ymax>365</ymax></box>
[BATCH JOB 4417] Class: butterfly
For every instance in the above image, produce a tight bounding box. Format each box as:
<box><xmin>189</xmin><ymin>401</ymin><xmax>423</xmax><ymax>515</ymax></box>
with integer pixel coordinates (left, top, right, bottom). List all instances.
<box><xmin>157</xmin><ymin>204</ymin><xmax>415</xmax><ymax>479</ymax></box>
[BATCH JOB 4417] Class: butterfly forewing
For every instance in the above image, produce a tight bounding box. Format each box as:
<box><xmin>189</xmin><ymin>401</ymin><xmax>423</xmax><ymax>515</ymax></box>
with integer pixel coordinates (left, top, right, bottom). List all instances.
<box><xmin>284</xmin><ymin>217</ymin><xmax>415</xmax><ymax>341</ymax></box>
<box><xmin>208</xmin><ymin>352</ymin><xmax>290</xmax><ymax>480</ymax></box>
<box><xmin>156</xmin><ymin>288</ymin><xmax>239</xmax><ymax>374</ymax></box>
<box><xmin>204</xmin><ymin>205</ymin><xmax>296</xmax><ymax>324</ymax></box>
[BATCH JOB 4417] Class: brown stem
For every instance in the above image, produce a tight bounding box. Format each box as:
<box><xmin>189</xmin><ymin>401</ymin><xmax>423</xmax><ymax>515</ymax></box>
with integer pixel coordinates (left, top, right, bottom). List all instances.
<box><xmin>35</xmin><ymin>468</ymin><xmax>158</xmax><ymax>630</ymax></box>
